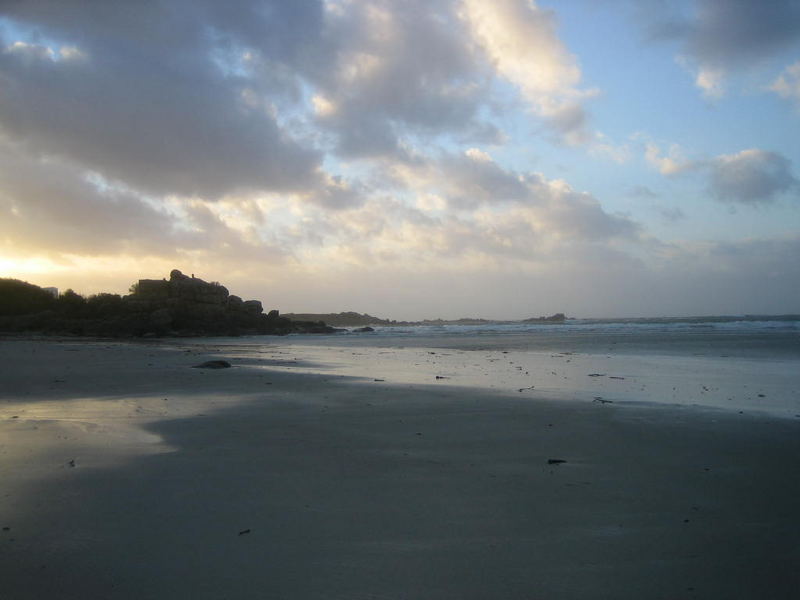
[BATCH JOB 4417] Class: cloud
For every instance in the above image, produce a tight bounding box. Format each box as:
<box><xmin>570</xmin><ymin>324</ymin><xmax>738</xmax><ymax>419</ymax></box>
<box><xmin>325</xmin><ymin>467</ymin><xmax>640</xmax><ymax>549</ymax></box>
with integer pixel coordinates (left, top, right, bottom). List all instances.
<box><xmin>642</xmin><ymin>0</ymin><xmax>800</xmax><ymax>96</ymax></box>
<box><xmin>462</xmin><ymin>0</ymin><xmax>596</xmax><ymax>143</ymax></box>
<box><xmin>644</xmin><ymin>142</ymin><xmax>695</xmax><ymax>175</ymax></box>
<box><xmin>656</xmin><ymin>206</ymin><xmax>686</xmax><ymax>222</ymax></box>
<box><xmin>0</xmin><ymin>1</ymin><xmax>323</xmax><ymax>198</ymax></box>
<box><xmin>0</xmin><ymin>139</ymin><xmax>179</xmax><ymax>255</ymax></box>
<box><xmin>643</xmin><ymin>139</ymin><xmax>798</xmax><ymax>206</ymax></box>
<box><xmin>0</xmin><ymin>137</ymin><xmax>288</xmax><ymax>262</ymax></box>
<box><xmin>376</xmin><ymin>149</ymin><xmax>641</xmax><ymax>254</ymax></box>
<box><xmin>628</xmin><ymin>185</ymin><xmax>659</xmax><ymax>199</ymax></box>
<box><xmin>708</xmin><ymin>149</ymin><xmax>798</xmax><ymax>205</ymax></box>
<box><xmin>308</xmin><ymin>0</ymin><xmax>491</xmax><ymax>158</ymax></box>
<box><xmin>770</xmin><ymin>60</ymin><xmax>800</xmax><ymax>109</ymax></box>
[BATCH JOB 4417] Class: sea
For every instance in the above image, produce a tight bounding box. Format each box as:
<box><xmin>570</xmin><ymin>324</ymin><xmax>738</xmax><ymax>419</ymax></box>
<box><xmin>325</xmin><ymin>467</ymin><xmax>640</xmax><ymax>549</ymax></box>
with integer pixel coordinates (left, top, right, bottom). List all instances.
<box><xmin>279</xmin><ymin>314</ymin><xmax>800</xmax><ymax>359</ymax></box>
<box><xmin>178</xmin><ymin>314</ymin><xmax>800</xmax><ymax>417</ymax></box>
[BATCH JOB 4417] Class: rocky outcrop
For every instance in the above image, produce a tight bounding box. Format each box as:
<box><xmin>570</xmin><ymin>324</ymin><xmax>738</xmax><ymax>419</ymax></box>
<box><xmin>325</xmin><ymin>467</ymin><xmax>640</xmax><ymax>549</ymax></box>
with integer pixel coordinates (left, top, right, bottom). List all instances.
<box><xmin>0</xmin><ymin>270</ymin><xmax>339</xmax><ymax>338</ymax></box>
<box><xmin>120</xmin><ymin>270</ymin><xmax>301</xmax><ymax>336</ymax></box>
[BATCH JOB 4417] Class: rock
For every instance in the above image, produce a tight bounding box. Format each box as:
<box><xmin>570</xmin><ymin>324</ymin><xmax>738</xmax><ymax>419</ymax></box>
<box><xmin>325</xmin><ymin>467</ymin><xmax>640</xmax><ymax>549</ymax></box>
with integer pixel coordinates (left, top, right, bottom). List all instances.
<box><xmin>547</xmin><ymin>459</ymin><xmax>567</xmax><ymax>465</ymax></box>
<box><xmin>291</xmin><ymin>320</ymin><xmax>339</xmax><ymax>334</ymax></box>
<box><xmin>243</xmin><ymin>300</ymin><xmax>263</xmax><ymax>315</ymax></box>
<box><xmin>150</xmin><ymin>307</ymin><xmax>173</xmax><ymax>328</ymax></box>
<box><xmin>192</xmin><ymin>360</ymin><xmax>232</xmax><ymax>369</ymax></box>
<box><xmin>352</xmin><ymin>326</ymin><xmax>374</xmax><ymax>332</ymax></box>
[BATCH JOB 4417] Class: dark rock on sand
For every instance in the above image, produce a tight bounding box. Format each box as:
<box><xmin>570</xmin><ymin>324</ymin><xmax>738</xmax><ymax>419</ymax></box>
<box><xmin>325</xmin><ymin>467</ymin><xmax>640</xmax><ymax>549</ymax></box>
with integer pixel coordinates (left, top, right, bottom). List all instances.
<box><xmin>192</xmin><ymin>360</ymin><xmax>232</xmax><ymax>369</ymax></box>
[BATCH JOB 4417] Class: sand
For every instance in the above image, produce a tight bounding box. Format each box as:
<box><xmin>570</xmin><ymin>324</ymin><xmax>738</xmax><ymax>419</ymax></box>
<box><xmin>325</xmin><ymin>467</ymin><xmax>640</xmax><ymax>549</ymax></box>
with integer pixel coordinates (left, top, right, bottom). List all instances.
<box><xmin>1</xmin><ymin>337</ymin><xmax>799</xmax><ymax>599</ymax></box>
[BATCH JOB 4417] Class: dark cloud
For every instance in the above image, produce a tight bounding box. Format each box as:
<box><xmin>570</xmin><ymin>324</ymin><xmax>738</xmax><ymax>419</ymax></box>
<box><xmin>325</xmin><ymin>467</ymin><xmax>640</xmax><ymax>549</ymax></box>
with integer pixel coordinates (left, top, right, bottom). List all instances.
<box><xmin>0</xmin><ymin>140</ymin><xmax>177</xmax><ymax>254</ymax></box>
<box><xmin>0</xmin><ymin>1</ymin><xmax>323</xmax><ymax>198</ymax></box>
<box><xmin>642</xmin><ymin>0</ymin><xmax>800</xmax><ymax>70</ymax></box>
<box><xmin>0</xmin><ymin>138</ymin><xmax>285</xmax><ymax>260</ymax></box>
<box><xmin>310</xmin><ymin>0</ymin><xmax>491</xmax><ymax>158</ymax></box>
<box><xmin>656</xmin><ymin>206</ymin><xmax>686</xmax><ymax>222</ymax></box>
<box><xmin>304</xmin><ymin>176</ymin><xmax>368</xmax><ymax>210</ymax></box>
<box><xmin>628</xmin><ymin>185</ymin><xmax>659</xmax><ymax>199</ymax></box>
<box><xmin>708</xmin><ymin>149</ymin><xmax>798</xmax><ymax>205</ymax></box>
<box><xmin>437</xmin><ymin>152</ymin><xmax>530</xmax><ymax>208</ymax></box>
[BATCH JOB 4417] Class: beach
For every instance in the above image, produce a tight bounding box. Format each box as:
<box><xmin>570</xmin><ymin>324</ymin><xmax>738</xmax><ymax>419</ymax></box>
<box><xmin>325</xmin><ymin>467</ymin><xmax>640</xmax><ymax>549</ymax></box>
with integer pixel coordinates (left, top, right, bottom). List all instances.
<box><xmin>1</xmin><ymin>336</ymin><xmax>799</xmax><ymax>599</ymax></box>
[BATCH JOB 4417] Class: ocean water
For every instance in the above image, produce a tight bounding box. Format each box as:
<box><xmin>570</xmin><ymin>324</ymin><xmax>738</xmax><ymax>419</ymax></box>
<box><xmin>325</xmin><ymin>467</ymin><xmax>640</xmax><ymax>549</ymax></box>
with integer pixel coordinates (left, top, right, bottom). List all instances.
<box><xmin>280</xmin><ymin>315</ymin><xmax>800</xmax><ymax>359</ymax></box>
<box><xmin>177</xmin><ymin>315</ymin><xmax>800</xmax><ymax>417</ymax></box>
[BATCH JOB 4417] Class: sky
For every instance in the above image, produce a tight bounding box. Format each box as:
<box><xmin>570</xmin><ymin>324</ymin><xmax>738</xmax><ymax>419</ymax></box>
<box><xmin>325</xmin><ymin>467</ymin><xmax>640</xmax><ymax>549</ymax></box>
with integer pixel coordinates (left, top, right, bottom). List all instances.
<box><xmin>1</xmin><ymin>0</ymin><xmax>799</xmax><ymax>319</ymax></box>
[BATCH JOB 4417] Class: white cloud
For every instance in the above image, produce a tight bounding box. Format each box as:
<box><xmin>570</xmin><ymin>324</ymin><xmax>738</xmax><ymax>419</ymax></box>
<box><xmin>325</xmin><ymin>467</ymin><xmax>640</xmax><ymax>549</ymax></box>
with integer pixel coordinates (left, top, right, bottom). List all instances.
<box><xmin>770</xmin><ymin>61</ymin><xmax>800</xmax><ymax>109</ymax></box>
<box><xmin>644</xmin><ymin>142</ymin><xmax>695</xmax><ymax>175</ymax></box>
<box><xmin>693</xmin><ymin>65</ymin><xmax>725</xmax><ymax>99</ymax></box>
<box><xmin>461</xmin><ymin>0</ymin><xmax>596</xmax><ymax>143</ymax></box>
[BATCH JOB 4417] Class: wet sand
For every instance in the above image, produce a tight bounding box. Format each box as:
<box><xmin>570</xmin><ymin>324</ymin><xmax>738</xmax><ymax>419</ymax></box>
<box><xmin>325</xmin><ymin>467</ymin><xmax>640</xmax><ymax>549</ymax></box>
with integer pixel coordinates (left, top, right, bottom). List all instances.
<box><xmin>1</xmin><ymin>338</ymin><xmax>799</xmax><ymax>599</ymax></box>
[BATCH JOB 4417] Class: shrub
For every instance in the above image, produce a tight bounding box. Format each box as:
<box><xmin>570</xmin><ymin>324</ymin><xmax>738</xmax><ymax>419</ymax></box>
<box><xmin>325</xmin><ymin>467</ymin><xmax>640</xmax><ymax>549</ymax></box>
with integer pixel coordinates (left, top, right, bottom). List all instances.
<box><xmin>0</xmin><ymin>278</ymin><xmax>56</xmax><ymax>316</ymax></box>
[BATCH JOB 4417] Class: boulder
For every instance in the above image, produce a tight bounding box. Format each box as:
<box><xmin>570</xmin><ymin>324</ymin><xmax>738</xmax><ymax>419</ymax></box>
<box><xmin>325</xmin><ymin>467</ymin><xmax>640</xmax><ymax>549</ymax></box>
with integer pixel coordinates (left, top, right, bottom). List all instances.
<box><xmin>192</xmin><ymin>360</ymin><xmax>232</xmax><ymax>369</ymax></box>
<box><xmin>243</xmin><ymin>300</ymin><xmax>263</xmax><ymax>315</ymax></box>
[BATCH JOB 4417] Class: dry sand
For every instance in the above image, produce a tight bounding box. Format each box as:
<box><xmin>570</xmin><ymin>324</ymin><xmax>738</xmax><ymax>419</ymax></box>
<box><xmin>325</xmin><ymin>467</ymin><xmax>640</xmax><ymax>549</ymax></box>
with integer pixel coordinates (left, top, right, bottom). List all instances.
<box><xmin>1</xmin><ymin>338</ymin><xmax>799</xmax><ymax>599</ymax></box>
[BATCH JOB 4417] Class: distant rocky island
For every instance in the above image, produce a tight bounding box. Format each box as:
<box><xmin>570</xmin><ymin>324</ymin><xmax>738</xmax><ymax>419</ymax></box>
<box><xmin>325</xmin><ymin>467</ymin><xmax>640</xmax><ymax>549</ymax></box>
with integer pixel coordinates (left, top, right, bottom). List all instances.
<box><xmin>0</xmin><ymin>269</ymin><xmax>336</xmax><ymax>337</ymax></box>
<box><xmin>283</xmin><ymin>312</ymin><xmax>568</xmax><ymax>327</ymax></box>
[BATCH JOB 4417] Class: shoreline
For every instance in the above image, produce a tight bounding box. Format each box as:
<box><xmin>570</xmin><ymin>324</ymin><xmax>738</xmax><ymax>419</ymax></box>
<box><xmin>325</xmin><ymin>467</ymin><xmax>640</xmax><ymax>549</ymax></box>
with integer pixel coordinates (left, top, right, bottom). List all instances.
<box><xmin>2</xmin><ymin>338</ymin><xmax>799</xmax><ymax>598</ymax></box>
